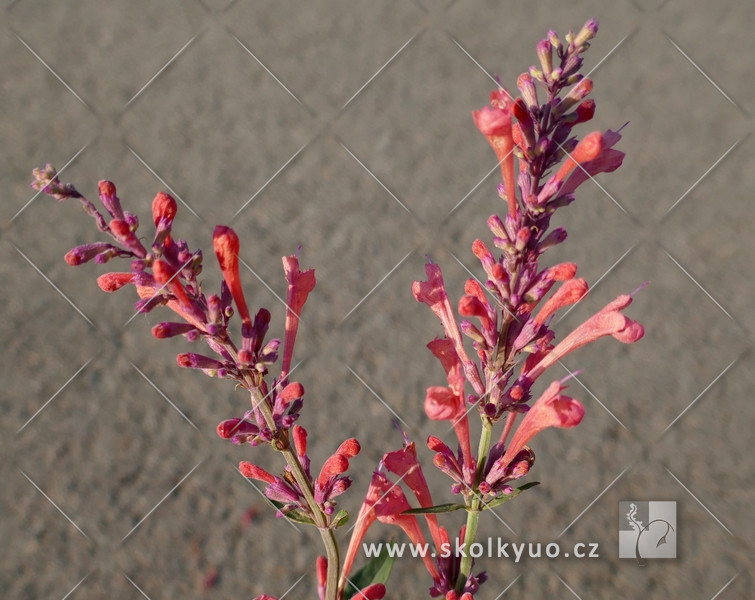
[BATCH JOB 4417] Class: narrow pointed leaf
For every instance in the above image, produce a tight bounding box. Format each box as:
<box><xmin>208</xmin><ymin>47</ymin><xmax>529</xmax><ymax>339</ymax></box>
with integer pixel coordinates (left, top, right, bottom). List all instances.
<box><xmin>402</xmin><ymin>503</ymin><xmax>466</xmax><ymax>515</ymax></box>
<box><xmin>482</xmin><ymin>481</ymin><xmax>540</xmax><ymax>510</ymax></box>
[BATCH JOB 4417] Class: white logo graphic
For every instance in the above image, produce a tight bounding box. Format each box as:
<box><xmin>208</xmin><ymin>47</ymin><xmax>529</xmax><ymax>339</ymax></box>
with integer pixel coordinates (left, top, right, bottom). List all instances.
<box><xmin>619</xmin><ymin>501</ymin><xmax>676</xmax><ymax>564</ymax></box>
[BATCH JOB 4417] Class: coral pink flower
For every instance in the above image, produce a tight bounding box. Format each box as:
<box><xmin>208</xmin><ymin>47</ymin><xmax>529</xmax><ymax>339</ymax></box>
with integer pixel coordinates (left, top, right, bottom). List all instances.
<box><xmin>551</xmin><ymin>131</ymin><xmax>604</xmax><ymax>186</ymax></box>
<box><xmin>525</xmin><ymin>293</ymin><xmax>644</xmax><ymax>381</ymax></box>
<box><xmin>213</xmin><ymin>225</ymin><xmax>252</xmax><ymax>327</ymax></box>
<box><xmin>340</xmin><ymin>473</ymin><xmax>393</xmax><ymax>590</ymax></box>
<box><xmin>152</xmin><ymin>259</ymin><xmax>191</xmax><ymax>308</ymax></box>
<box><xmin>558</xmin><ymin>128</ymin><xmax>625</xmax><ymax>196</ymax></box>
<box><xmin>383</xmin><ymin>442</ymin><xmax>443</xmax><ymax>549</ymax></box>
<box><xmin>533</xmin><ymin>278</ymin><xmax>589</xmax><ymax>325</ymax></box>
<box><xmin>316</xmin><ymin>556</ymin><xmax>328</xmax><ymax>600</ymax></box>
<box><xmin>413</xmin><ymin>264</ymin><xmax>483</xmax><ymax>395</ymax></box>
<box><xmin>501</xmin><ymin>379</ymin><xmax>584</xmax><ymax>467</ymax></box>
<box><xmin>317</xmin><ymin>438</ymin><xmax>360</xmax><ymax>488</ymax></box>
<box><xmin>472</xmin><ymin>89</ymin><xmax>517</xmax><ymax>215</ymax></box>
<box><xmin>97</xmin><ymin>271</ymin><xmax>133</xmax><ymax>292</ymax></box>
<box><xmin>341</xmin><ymin>471</ymin><xmax>438</xmax><ymax>591</ymax></box>
<box><xmin>424</xmin><ymin>339</ymin><xmax>473</xmax><ymax>475</ymax></box>
<box><xmin>281</xmin><ymin>255</ymin><xmax>316</xmax><ymax>380</ymax></box>
<box><xmin>238</xmin><ymin>461</ymin><xmax>276</xmax><ymax>483</ymax></box>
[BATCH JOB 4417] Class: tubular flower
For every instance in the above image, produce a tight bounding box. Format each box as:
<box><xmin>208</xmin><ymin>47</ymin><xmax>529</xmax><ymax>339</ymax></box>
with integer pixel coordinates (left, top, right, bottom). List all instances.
<box><xmin>413</xmin><ymin>263</ymin><xmax>484</xmax><ymax>395</ymax></box>
<box><xmin>473</xmin><ymin>99</ymin><xmax>517</xmax><ymax>215</ymax></box>
<box><xmin>424</xmin><ymin>339</ymin><xmax>474</xmax><ymax>477</ymax></box>
<box><xmin>213</xmin><ymin>225</ymin><xmax>252</xmax><ymax>327</ymax></box>
<box><xmin>383</xmin><ymin>441</ymin><xmax>443</xmax><ymax>550</ymax></box>
<box><xmin>340</xmin><ymin>472</ymin><xmax>395</xmax><ymax>591</ymax></box>
<box><xmin>525</xmin><ymin>293</ymin><xmax>644</xmax><ymax>382</ymax></box>
<box><xmin>281</xmin><ymin>255</ymin><xmax>316</xmax><ymax>380</ymax></box>
<box><xmin>500</xmin><ymin>379</ymin><xmax>584</xmax><ymax>468</ymax></box>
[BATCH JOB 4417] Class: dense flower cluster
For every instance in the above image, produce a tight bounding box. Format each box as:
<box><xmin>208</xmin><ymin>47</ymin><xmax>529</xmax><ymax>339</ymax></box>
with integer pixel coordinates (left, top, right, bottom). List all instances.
<box><xmin>32</xmin><ymin>165</ymin><xmax>366</xmax><ymax>600</ymax></box>
<box><xmin>338</xmin><ymin>18</ymin><xmax>644</xmax><ymax>598</ymax></box>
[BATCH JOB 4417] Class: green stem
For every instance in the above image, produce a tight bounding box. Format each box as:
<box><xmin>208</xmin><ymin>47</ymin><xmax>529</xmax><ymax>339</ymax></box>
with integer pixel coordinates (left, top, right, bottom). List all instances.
<box><xmin>249</xmin><ymin>386</ymin><xmax>340</xmax><ymax>600</ymax></box>
<box><xmin>456</xmin><ymin>418</ymin><xmax>493</xmax><ymax>593</ymax></box>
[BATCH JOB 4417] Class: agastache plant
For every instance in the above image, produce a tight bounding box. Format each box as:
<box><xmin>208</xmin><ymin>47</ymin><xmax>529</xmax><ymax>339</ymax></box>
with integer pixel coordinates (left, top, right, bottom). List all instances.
<box><xmin>338</xmin><ymin>17</ymin><xmax>643</xmax><ymax>599</ymax></box>
<box><xmin>33</xmin><ymin>18</ymin><xmax>643</xmax><ymax>600</ymax></box>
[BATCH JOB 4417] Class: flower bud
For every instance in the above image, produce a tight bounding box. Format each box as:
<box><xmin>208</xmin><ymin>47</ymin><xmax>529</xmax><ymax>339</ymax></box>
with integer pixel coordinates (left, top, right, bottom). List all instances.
<box><xmin>336</xmin><ymin>438</ymin><xmax>361</xmax><ymax>459</ymax></box>
<box><xmin>98</xmin><ymin>180</ymin><xmax>124</xmax><ymax>220</ymax></box>
<box><xmin>152</xmin><ymin>322</ymin><xmax>196</xmax><ymax>339</ymax></box>
<box><xmin>152</xmin><ymin>191</ymin><xmax>177</xmax><ymax>226</ymax></box>
<box><xmin>65</xmin><ymin>242</ymin><xmax>115</xmax><ymax>266</ymax></box>
<box><xmin>536</xmin><ymin>39</ymin><xmax>552</xmax><ymax>76</ymax></box>
<box><xmin>279</xmin><ymin>382</ymin><xmax>304</xmax><ymax>405</ymax></box>
<box><xmin>239</xmin><ymin>461</ymin><xmax>276</xmax><ymax>483</ymax></box>
<box><xmin>97</xmin><ymin>272</ymin><xmax>133</xmax><ymax>292</ymax></box>
<box><xmin>292</xmin><ymin>424</ymin><xmax>308</xmax><ymax>456</ymax></box>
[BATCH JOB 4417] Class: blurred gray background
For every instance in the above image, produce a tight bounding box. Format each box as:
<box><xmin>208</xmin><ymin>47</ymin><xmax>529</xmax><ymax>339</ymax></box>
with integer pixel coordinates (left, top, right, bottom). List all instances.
<box><xmin>1</xmin><ymin>1</ymin><xmax>753</xmax><ymax>598</ymax></box>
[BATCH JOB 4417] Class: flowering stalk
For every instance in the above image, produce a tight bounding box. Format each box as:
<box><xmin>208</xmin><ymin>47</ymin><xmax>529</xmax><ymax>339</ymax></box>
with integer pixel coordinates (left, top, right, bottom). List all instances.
<box><xmin>342</xmin><ymin>19</ymin><xmax>644</xmax><ymax>599</ymax></box>
<box><xmin>33</xmin><ymin>166</ymin><xmax>354</xmax><ymax>600</ymax></box>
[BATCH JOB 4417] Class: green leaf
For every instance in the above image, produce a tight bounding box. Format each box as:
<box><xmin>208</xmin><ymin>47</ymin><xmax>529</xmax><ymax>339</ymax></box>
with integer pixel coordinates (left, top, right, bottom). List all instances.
<box><xmin>268</xmin><ymin>501</ymin><xmax>316</xmax><ymax>526</ymax></box>
<box><xmin>345</xmin><ymin>543</ymin><xmax>395</xmax><ymax>600</ymax></box>
<box><xmin>402</xmin><ymin>503</ymin><xmax>467</xmax><ymax>515</ymax></box>
<box><xmin>482</xmin><ymin>481</ymin><xmax>540</xmax><ymax>510</ymax></box>
<box><xmin>332</xmin><ymin>509</ymin><xmax>350</xmax><ymax>528</ymax></box>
